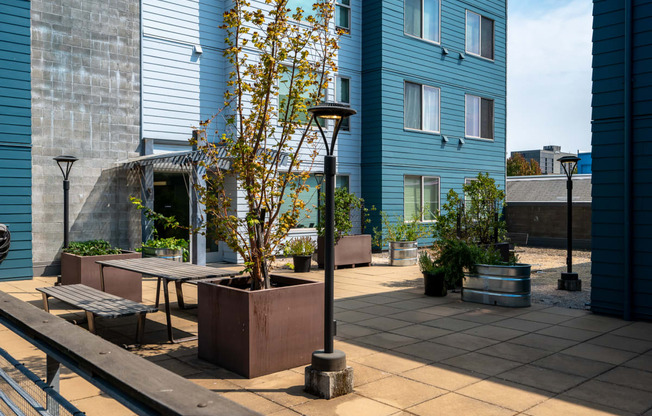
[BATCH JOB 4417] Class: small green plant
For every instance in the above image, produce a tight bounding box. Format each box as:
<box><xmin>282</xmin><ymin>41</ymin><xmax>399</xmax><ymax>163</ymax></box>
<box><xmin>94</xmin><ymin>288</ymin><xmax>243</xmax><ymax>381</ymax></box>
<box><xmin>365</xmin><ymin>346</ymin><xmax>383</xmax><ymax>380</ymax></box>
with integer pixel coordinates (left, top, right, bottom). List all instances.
<box><xmin>283</xmin><ymin>236</ymin><xmax>317</xmax><ymax>257</ymax></box>
<box><xmin>317</xmin><ymin>188</ymin><xmax>371</xmax><ymax>240</ymax></box>
<box><xmin>373</xmin><ymin>211</ymin><xmax>433</xmax><ymax>247</ymax></box>
<box><xmin>63</xmin><ymin>240</ymin><xmax>122</xmax><ymax>256</ymax></box>
<box><xmin>137</xmin><ymin>237</ymin><xmax>189</xmax><ymax>262</ymax></box>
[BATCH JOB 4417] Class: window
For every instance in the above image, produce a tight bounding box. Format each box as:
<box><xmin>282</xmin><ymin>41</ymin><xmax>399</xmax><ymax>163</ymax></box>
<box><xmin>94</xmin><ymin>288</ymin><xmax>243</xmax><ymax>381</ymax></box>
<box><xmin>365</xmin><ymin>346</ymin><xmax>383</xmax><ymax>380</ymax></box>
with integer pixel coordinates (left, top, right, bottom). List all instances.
<box><xmin>287</xmin><ymin>0</ymin><xmax>317</xmax><ymax>19</ymax></box>
<box><xmin>279</xmin><ymin>174</ymin><xmax>320</xmax><ymax>228</ymax></box>
<box><xmin>405</xmin><ymin>0</ymin><xmax>440</xmax><ymax>43</ymax></box>
<box><xmin>279</xmin><ymin>68</ymin><xmax>323</xmax><ymax>126</ymax></box>
<box><xmin>465</xmin><ymin>94</ymin><xmax>493</xmax><ymax>140</ymax></box>
<box><xmin>466</xmin><ymin>11</ymin><xmax>494</xmax><ymax>60</ymax></box>
<box><xmin>404</xmin><ymin>82</ymin><xmax>440</xmax><ymax>133</ymax></box>
<box><xmin>336</xmin><ymin>0</ymin><xmax>350</xmax><ymax>32</ymax></box>
<box><xmin>404</xmin><ymin>175</ymin><xmax>439</xmax><ymax>221</ymax></box>
<box><xmin>336</xmin><ymin>175</ymin><xmax>349</xmax><ymax>190</ymax></box>
<box><xmin>336</xmin><ymin>76</ymin><xmax>350</xmax><ymax>131</ymax></box>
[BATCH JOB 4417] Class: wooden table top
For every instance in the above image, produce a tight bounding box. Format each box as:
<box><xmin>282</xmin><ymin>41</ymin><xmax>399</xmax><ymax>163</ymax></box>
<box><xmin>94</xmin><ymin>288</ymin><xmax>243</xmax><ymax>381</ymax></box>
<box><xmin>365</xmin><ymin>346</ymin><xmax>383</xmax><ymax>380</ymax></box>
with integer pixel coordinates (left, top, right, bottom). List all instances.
<box><xmin>96</xmin><ymin>257</ymin><xmax>237</xmax><ymax>282</ymax></box>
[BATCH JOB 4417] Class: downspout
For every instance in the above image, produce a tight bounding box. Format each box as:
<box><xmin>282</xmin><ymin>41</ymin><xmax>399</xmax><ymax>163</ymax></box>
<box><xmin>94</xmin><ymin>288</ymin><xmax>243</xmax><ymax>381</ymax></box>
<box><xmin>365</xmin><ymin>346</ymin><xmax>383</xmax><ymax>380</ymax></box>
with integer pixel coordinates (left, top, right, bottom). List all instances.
<box><xmin>623</xmin><ymin>0</ymin><xmax>633</xmax><ymax>321</ymax></box>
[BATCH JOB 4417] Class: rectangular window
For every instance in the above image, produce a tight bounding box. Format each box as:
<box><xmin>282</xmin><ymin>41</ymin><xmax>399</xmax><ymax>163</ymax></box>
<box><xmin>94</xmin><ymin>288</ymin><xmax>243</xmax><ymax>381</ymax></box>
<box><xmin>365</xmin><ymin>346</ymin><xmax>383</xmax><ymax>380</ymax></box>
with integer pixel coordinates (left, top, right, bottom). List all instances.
<box><xmin>279</xmin><ymin>174</ymin><xmax>320</xmax><ymax>229</ymax></box>
<box><xmin>465</xmin><ymin>94</ymin><xmax>493</xmax><ymax>140</ymax></box>
<box><xmin>405</xmin><ymin>0</ymin><xmax>440</xmax><ymax>43</ymax></box>
<box><xmin>466</xmin><ymin>11</ymin><xmax>494</xmax><ymax>60</ymax></box>
<box><xmin>287</xmin><ymin>0</ymin><xmax>317</xmax><ymax>19</ymax></box>
<box><xmin>279</xmin><ymin>68</ymin><xmax>323</xmax><ymax>126</ymax></box>
<box><xmin>336</xmin><ymin>76</ymin><xmax>350</xmax><ymax>131</ymax></box>
<box><xmin>404</xmin><ymin>82</ymin><xmax>440</xmax><ymax>133</ymax></box>
<box><xmin>404</xmin><ymin>175</ymin><xmax>440</xmax><ymax>221</ymax></box>
<box><xmin>336</xmin><ymin>0</ymin><xmax>350</xmax><ymax>32</ymax></box>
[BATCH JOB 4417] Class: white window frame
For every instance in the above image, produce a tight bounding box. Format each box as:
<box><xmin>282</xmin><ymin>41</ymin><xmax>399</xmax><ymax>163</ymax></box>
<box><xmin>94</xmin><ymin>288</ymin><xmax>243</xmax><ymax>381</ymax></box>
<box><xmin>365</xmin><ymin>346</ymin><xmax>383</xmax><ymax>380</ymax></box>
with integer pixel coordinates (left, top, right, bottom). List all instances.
<box><xmin>335</xmin><ymin>75</ymin><xmax>351</xmax><ymax>132</ymax></box>
<box><xmin>404</xmin><ymin>81</ymin><xmax>441</xmax><ymax>134</ymax></box>
<box><xmin>404</xmin><ymin>0</ymin><xmax>441</xmax><ymax>44</ymax></box>
<box><xmin>336</xmin><ymin>0</ymin><xmax>351</xmax><ymax>33</ymax></box>
<box><xmin>464</xmin><ymin>94</ymin><xmax>494</xmax><ymax>140</ymax></box>
<box><xmin>404</xmin><ymin>175</ymin><xmax>440</xmax><ymax>222</ymax></box>
<box><xmin>465</xmin><ymin>10</ymin><xmax>495</xmax><ymax>61</ymax></box>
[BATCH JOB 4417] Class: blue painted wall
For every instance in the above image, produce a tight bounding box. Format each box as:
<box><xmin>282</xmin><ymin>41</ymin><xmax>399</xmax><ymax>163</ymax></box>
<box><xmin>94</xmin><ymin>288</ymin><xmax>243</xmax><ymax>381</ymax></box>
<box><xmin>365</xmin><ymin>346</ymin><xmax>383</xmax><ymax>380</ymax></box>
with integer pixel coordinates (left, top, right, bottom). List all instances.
<box><xmin>591</xmin><ymin>0</ymin><xmax>652</xmax><ymax>319</ymax></box>
<box><xmin>361</xmin><ymin>0</ymin><xmax>507</xmax><ymax>238</ymax></box>
<box><xmin>0</xmin><ymin>0</ymin><xmax>32</xmax><ymax>280</ymax></box>
<box><xmin>578</xmin><ymin>151</ymin><xmax>592</xmax><ymax>174</ymax></box>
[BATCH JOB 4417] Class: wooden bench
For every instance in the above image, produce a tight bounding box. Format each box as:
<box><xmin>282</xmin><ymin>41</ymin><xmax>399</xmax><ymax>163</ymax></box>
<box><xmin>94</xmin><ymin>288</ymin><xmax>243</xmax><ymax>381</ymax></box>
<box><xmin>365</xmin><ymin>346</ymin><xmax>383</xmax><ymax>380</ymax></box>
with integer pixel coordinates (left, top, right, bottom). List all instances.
<box><xmin>37</xmin><ymin>284</ymin><xmax>158</xmax><ymax>344</ymax></box>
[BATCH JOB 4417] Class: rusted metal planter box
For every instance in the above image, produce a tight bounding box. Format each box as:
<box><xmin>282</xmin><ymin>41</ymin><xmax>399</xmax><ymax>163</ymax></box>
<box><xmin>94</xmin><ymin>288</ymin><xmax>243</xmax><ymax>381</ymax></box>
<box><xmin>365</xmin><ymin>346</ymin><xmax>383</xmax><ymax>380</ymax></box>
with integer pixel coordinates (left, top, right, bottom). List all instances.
<box><xmin>198</xmin><ymin>275</ymin><xmax>324</xmax><ymax>378</ymax></box>
<box><xmin>60</xmin><ymin>251</ymin><xmax>142</xmax><ymax>302</ymax></box>
<box><xmin>317</xmin><ymin>234</ymin><xmax>372</xmax><ymax>269</ymax></box>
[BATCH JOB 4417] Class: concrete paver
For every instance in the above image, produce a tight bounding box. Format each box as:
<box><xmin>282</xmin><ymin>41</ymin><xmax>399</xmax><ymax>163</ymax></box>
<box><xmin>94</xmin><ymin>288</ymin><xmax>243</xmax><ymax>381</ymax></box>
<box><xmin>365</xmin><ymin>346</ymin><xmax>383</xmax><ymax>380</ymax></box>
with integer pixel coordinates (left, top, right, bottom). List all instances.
<box><xmin>2</xmin><ymin>262</ymin><xmax>652</xmax><ymax>416</ymax></box>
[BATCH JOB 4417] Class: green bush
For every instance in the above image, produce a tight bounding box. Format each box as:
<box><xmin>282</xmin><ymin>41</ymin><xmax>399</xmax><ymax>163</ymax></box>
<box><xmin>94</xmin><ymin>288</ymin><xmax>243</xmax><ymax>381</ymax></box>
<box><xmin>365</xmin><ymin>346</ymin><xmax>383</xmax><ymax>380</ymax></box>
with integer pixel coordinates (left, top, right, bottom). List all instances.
<box><xmin>63</xmin><ymin>240</ymin><xmax>122</xmax><ymax>256</ymax></box>
<box><xmin>283</xmin><ymin>236</ymin><xmax>317</xmax><ymax>256</ymax></box>
<box><xmin>138</xmin><ymin>237</ymin><xmax>189</xmax><ymax>262</ymax></box>
<box><xmin>373</xmin><ymin>211</ymin><xmax>433</xmax><ymax>247</ymax></box>
<box><xmin>317</xmin><ymin>188</ymin><xmax>370</xmax><ymax>240</ymax></box>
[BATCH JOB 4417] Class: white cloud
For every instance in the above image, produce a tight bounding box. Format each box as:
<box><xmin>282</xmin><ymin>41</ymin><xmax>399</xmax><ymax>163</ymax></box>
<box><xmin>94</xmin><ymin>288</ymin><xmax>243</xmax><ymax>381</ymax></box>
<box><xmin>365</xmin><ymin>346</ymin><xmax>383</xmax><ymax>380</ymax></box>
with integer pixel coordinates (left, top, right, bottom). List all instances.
<box><xmin>507</xmin><ymin>0</ymin><xmax>593</xmax><ymax>154</ymax></box>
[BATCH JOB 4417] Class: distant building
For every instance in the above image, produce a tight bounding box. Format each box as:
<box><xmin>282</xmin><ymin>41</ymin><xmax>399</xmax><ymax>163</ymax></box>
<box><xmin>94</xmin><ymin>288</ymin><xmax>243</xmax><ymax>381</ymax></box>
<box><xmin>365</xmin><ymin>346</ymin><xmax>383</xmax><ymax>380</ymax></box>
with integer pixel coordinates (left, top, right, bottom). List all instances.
<box><xmin>577</xmin><ymin>151</ymin><xmax>592</xmax><ymax>174</ymax></box>
<box><xmin>511</xmin><ymin>145</ymin><xmax>575</xmax><ymax>175</ymax></box>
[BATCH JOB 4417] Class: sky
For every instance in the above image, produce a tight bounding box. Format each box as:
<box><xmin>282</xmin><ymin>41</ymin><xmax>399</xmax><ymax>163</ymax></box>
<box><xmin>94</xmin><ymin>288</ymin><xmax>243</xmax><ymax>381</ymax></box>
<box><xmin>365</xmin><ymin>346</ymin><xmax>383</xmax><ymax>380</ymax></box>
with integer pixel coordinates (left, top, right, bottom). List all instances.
<box><xmin>507</xmin><ymin>0</ymin><xmax>593</xmax><ymax>154</ymax></box>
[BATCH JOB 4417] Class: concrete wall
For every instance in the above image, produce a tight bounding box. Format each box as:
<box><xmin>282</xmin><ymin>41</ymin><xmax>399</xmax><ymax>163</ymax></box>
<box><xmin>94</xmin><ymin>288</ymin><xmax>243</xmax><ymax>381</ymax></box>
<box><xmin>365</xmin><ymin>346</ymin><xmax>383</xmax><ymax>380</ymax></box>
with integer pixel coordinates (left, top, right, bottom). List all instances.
<box><xmin>505</xmin><ymin>202</ymin><xmax>591</xmax><ymax>250</ymax></box>
<box><xmin>31</xmin><ymin>0</ymin><xmax>141</xmax><ymax>275</ymax></box>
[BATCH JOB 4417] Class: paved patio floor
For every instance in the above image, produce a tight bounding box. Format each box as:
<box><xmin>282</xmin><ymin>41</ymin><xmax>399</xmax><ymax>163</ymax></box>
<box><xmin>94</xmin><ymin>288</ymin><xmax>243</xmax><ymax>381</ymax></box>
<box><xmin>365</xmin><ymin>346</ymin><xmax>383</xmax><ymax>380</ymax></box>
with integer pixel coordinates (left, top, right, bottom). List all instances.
<box><xmin>2</xmin><ymin>264</ymin><xmax>652</xmax><ymax>415</ymax></box>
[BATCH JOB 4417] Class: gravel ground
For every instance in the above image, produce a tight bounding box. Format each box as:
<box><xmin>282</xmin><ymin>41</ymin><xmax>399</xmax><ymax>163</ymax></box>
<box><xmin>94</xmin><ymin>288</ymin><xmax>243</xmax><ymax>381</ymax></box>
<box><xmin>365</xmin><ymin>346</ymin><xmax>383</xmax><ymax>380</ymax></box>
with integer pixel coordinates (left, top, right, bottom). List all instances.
<box><xmin>274</xmin><ymin>246</ymin><xmax>592</xmax><ymax>310</ymax></box>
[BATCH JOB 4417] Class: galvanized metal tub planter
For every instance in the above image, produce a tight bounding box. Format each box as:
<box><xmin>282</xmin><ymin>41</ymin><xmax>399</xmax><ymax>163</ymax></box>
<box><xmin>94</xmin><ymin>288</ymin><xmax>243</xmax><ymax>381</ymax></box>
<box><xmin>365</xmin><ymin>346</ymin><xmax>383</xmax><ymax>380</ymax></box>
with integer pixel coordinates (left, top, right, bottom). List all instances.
<box><xmin>389</xmin><ymin>241</ymin><xmax>418</xmax><ymax>266</ymax></box>
<box><xmin>462</xmin><ymin>263</ymin><xmax>531</xmax><ymax>307</ymax></box>
<box><xmin>141</xmin><ymin>247</ymin><xmax>183</xmax><ymax>262</ymax></box>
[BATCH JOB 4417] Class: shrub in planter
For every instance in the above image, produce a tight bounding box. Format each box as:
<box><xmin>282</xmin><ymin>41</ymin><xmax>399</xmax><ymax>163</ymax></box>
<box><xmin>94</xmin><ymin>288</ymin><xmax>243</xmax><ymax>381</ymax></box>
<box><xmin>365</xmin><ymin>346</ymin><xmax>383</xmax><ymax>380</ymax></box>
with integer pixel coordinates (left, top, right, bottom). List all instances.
<box><xmin>61</xmin><ymin>240</ymin><xmax>142</xmax><ymax>302</ymax></box>
<box><xmin>137</xmin><ymin>237</ymin><xmax>189</xmax><ymax>262</ymax></box>
<box><xmin>283</xmin><ymin>237</ymin><xmax>316</xmax><ymax>273</ymax></box>
<box><xmin>418</xmin><ymin>252</ymin><xmax>447</xmax><ymax>297</ymax></box>
<box><xmin>374</xmin><ymin>212</ymin><xmax>433</xmax><ymax>266</ymax></box>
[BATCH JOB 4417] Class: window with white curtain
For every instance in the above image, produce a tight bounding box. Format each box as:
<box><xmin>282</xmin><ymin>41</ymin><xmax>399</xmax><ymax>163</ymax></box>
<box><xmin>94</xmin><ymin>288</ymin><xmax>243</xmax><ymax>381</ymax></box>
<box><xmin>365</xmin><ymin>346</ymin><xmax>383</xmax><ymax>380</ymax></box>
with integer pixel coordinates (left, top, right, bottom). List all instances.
<box><xmin>465</xmin><ymin>94</ymin><xmax>494</xmax><ymax>140</ymax></box>
<box><xmin>405</xmin><ymin>0</ymin><xmax>440</xmax><ymax>43</ymax></box>
<box><xmin>404</xmin><ymin>82</ymin><xmax>440</xmax><ymax>133</ymax></box>
<box><xmin>404</xmin><ymin>175</ymin><xmax>440</xmax><ymax>221</ymax></box>
<box><xmin>466</xmin><ymin>10</ymin><xmax>494</xmax><ymax>60</ymax></box>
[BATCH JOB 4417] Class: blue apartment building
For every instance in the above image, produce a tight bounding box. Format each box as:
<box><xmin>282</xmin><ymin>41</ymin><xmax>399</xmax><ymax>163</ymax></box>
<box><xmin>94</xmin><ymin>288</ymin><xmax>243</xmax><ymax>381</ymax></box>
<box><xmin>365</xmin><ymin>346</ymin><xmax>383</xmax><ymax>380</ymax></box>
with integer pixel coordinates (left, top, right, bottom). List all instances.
<box><xmin>0</xmin><ymin>0</ymin><xmax>32</xmax><ymax>281</ymax></box>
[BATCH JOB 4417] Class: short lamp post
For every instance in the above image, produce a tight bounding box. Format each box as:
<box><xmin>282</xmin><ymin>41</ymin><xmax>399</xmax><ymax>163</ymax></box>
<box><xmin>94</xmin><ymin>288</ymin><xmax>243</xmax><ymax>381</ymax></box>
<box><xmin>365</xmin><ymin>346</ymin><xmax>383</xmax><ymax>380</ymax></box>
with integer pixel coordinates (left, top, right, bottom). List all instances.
<box><xmin>304</xmin><ymin>102</ymin><xmax>356</xmax><ymax>399</ymax></box>
<box><xmin>54</xmin><ymin>156</ymin><xmax>78</xmax><ymax>250</ymax></box>
<box><xmin>557</xmin><ymin>155</ymin><xmax>582</xmax><ymax>291</ymax></box>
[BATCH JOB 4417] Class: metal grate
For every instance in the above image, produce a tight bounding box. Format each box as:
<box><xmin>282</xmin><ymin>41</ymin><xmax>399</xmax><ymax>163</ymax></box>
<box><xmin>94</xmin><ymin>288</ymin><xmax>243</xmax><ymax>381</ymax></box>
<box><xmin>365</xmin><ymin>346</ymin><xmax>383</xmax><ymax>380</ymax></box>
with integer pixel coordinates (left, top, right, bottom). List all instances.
<box><xmin>0</xmin><ymin>348</ymin><xmax>84</xmax><ymax>416</ymax></box>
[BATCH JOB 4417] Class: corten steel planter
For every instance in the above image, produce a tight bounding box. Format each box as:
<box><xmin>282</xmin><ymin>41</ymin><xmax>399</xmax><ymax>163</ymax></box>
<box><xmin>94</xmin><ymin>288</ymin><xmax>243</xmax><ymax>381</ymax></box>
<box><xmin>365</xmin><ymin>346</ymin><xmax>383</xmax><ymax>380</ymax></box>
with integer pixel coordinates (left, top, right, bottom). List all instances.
<box><xmin>198</xmin><ymin>275</ymin><xmax>324</xmax><ymax>378</ymax></box>
<box><xmin>292</xmin><ymin>255</ymin><xmax>312</xmax><ymax>273</ymax></box>
<box><xmin>60</xmin><ymin>251</ymin><xmax>142</xmax><ymax>302</ymax></box>
<box><xmin>317</xmin><ymin>234</ymin><xmax>372</xmax><ymax>269</ymax></box>
<box><xmin>462</xmin><ymin>263</ymin><xmax>532</xmax><ymax>307</ymax></box>
<box><xmin>389</xmin><ymin>241</ymin><xmax>418</xmax><ymax>266</ymax></box>
<box><xmin>141</xmin><ymin>247</ymin><xmax>183</xmax><ymax>262</ymax></box>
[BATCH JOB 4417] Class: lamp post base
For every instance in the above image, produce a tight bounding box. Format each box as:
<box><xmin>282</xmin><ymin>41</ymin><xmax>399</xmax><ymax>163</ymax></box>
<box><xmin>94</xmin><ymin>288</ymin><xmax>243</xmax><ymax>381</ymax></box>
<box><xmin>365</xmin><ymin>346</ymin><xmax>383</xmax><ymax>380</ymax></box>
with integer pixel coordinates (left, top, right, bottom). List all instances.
<box><xmin>304</xmin><ymin>349</ymin><xmax>353</xmax><ymax>399</ymax></box>
<box><xmin>558</xmin><ymin>272</ymin><xmax>581</xmax><ymax>291</ymax></box>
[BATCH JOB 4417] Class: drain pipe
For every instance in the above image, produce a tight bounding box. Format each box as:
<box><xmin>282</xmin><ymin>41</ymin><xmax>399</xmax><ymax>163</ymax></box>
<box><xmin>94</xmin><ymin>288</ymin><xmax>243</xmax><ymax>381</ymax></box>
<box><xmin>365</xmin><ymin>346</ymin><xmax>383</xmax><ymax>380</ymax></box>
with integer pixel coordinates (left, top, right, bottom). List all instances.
<box><xmin>623</xmin><ymin>0</ymin><xmax>633</xmax><ymax>321</ymax></box>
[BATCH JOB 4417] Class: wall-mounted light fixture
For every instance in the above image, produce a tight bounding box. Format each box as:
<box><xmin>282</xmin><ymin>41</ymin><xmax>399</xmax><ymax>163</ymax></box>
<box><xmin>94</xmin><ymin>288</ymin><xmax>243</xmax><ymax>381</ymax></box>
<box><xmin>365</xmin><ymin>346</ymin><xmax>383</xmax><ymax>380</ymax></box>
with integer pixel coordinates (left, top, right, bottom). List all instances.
<box><xmin>441</xmin><ymin>135</ymin><xmax>449</xmax><ymax>143</ymax></box>
<box><xmin>459</xmin><ymin>138</ymin><xmax>466</xmax><ymax>145</ymax></box>
<box><xmin>459</xmin><ymin>52</ymin><xmax>465</xmax><ymax>60</ymax></box>
<box><xmin>193</xmin><ymin>45</ymin><xmax>203</xmax><ymax>54</ymax></box>
<box><xmin>441</xmin><ymin>47</ymin><xmax>449</xmax><ymax>55</ymax></box>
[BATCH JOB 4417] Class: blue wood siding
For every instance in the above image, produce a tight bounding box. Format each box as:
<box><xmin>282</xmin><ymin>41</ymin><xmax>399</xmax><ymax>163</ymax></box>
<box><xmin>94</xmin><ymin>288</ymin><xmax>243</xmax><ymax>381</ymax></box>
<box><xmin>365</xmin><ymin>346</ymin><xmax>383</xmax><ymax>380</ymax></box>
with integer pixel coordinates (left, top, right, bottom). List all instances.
<box><xmin>0</xmin><ymin>0</ymin><xmax>32</xmax><ymax>280</ymax></box>
<box><xmin>361</xmin><ymin>0</ymin><xmax>506</xmax><ymax>236</ymax></box>
<box><xmin>591</xmin><ymin>0</ymin><xmax>652</xmax><ymax>319</ymax></box>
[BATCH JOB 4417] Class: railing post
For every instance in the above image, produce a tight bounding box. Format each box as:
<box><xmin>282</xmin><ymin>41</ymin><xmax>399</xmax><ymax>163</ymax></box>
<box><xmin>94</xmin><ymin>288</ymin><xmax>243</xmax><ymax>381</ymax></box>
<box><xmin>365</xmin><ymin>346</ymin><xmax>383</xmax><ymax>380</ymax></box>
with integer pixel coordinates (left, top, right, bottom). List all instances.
<box><xmin>46</xmin><ymin>354</ymin><xmax>61</xmax><ymax>414</ymax></box>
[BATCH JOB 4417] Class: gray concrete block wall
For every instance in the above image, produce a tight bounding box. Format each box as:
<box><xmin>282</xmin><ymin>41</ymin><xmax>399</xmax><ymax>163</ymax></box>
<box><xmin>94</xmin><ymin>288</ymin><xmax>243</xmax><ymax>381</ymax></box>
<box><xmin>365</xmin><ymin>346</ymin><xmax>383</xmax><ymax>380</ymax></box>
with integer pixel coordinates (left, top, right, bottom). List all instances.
<box><xmin>31</xmin><ymin>0</ymin><xmax>141</xmax><ymax>274</ymax></box>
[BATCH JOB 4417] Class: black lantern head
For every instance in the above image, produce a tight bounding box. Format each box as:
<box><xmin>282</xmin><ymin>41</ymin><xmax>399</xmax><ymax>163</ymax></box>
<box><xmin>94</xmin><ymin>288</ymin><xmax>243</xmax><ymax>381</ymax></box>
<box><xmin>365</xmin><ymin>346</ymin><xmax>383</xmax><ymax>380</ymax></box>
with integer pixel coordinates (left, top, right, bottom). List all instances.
<box><xmin>558</xmin><ymin>155</ymin><xmax>580</xmax><ymax>179</ymax></box>
<box><xmin>308</xmin><ymin>102</ymin><xmax>357</xmax><ymax>121</ymax></box>
<box><xmin>314</xmin><ymin>172</ymin><xmax>325</xmax><ymax>185</ymax></box>
<box><xmin>54</xmin><ymin>155</ymin><xmax>78</xmax><ymax>181</ymax></box>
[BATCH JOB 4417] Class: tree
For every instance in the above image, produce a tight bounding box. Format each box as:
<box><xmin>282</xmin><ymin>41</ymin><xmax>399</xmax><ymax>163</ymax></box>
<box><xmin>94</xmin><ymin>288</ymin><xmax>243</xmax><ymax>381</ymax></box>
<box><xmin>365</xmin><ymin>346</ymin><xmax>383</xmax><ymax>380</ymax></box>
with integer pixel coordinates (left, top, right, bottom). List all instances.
<box><xmin>194</xmin><ymin>0</ymin><xmax>340</xmax><ymax>290</ymax></box>
<box><xmin>507</xmin><ymin>153</ymin><xmax>542</xmax><ymax>176</ymax></box>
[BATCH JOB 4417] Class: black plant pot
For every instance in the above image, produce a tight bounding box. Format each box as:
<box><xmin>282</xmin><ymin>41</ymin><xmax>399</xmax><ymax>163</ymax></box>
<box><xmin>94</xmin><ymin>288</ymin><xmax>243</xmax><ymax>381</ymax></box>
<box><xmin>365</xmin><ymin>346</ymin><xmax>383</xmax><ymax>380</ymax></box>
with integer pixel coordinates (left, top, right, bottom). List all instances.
<box><xmin>423</xmin><ymin>271</ymin><xmax>447</xmax><ymax>297</ymax></box>
<box><xmin>293</xmin><ymin>255</ymin><xmax>312</xmax><ymax>273</ymax></box>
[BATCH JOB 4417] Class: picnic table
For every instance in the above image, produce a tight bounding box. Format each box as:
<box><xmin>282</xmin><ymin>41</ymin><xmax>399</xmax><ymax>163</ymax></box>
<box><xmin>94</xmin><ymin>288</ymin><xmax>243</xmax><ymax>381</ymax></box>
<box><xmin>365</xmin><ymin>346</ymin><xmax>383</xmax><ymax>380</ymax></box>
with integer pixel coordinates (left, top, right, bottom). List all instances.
<box><xmin>96</xmin><ymin>257</ymin><xmax>238</xmax><ymax>343</ymax></box>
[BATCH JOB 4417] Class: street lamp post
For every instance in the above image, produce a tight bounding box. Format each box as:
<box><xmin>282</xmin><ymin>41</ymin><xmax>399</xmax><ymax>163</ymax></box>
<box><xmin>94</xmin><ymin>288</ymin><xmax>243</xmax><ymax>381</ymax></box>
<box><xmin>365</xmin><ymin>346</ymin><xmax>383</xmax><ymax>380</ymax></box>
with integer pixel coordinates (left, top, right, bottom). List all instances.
<box><xmin>557</xmin><ymin>155</ymin><xmax>581</xmax><ymax>291</ymax></box>
<box><xmin>54</xmin><ymin>156</ymin><xmax>78</xmax><ymax>249</ymax></box>
<box><xmin>305</xmin><ymin>102</ymin><xmax>356</xmax><ymax>399</ymax></box>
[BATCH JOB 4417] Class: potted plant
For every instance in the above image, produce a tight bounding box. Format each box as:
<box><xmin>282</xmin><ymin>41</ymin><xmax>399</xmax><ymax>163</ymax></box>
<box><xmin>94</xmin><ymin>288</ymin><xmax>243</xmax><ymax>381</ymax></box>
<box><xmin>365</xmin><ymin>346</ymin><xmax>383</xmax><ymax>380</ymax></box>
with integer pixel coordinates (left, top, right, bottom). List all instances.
<box><xmin>316</xmin><ymin>187</ymin><xmax>372</xmax><ymax>269</ymax></box>
<box><xmin>374</xmin><ymin>212</ymin><xmax>433</xmax><ymax>266</ymax></box>
<box><xmin>130</xmin><ymin>197</ymin><xmax>189</xmax><ymax>262</ymax></box>
<box><xmin>284</xmin><ymin>236</ymin><xmax>316</xmax><ymax>272</ymax></box>
<box><xmin>418</xmin><ymin>251</ymin><xmax>447</xmax><ymax>297</ymax></box>
<box><xmin>60</xmin><ymin>240</ymin><xmax>142</xmax><ymax>301</ymax></box>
